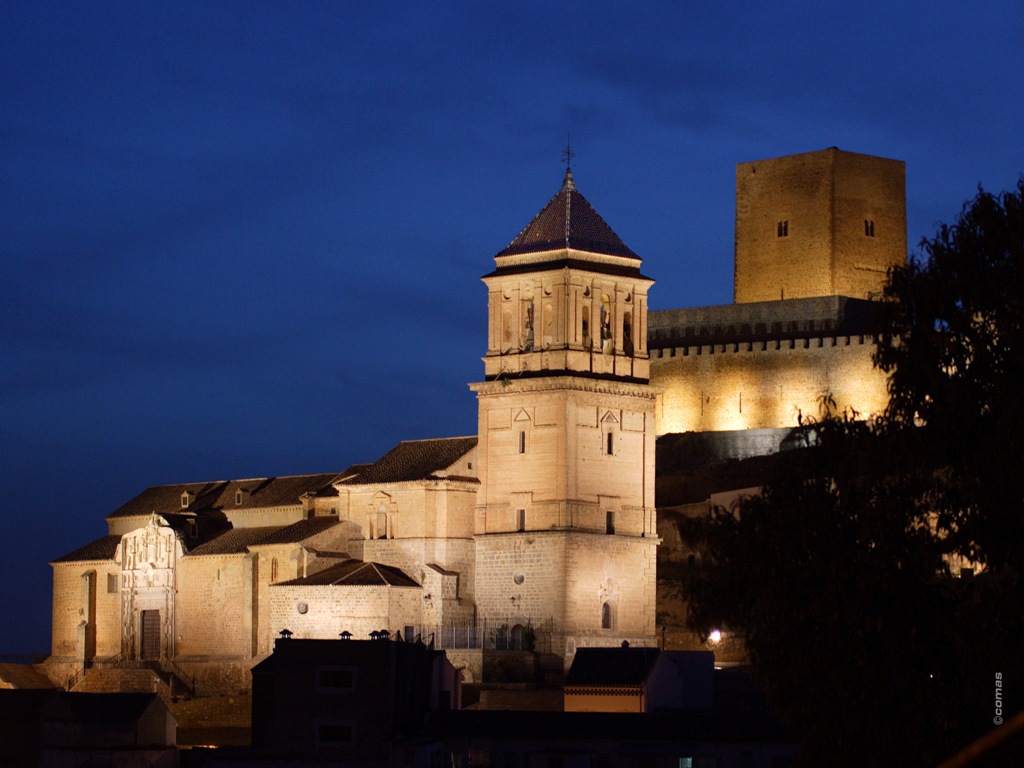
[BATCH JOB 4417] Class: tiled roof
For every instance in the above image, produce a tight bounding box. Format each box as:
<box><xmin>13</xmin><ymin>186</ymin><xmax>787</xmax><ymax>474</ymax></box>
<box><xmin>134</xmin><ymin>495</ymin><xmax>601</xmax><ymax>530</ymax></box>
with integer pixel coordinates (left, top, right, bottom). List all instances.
<box><xmin>187</xmin><ymin>518</ymin><xmax>341</xmax><ymax>556</ymax></box>
<box><xmin>496</xmin><ymin>169</ymin><xmax>638</xmax><ymax>260</ymax></box>
<box><xmin>248</xmin><ymin>517</ymin><xmax>340</xmax><ymax>546</ymax></box>
<box><xmin>52</xmin><ymin>535</ymin><xmax>121</xmax><ymax>564</ymax></box>
<box><xmin>186</xmin><ymin>527</ymin><xmax>283</xmax><ymax>556</ymax></box>
<box><xmin>107</xmin><ymin>472</ymin><xmax>342</xmax><ymax>519</ymax></box>
<box><xmin>564</xmin><ymin>647</ymin><xmax>662</xmax><ymax>687</ymax></box>
<box><xmin>0</xmin><ymin>664</ymin><xmax>55</xmax><ymax>689</ymax></box>
<box><xmin>339</xmin><ymin>437</ymin><xmax>477</xmax><ymax>486</ymax></box>
<box><xmin>276</xmin><ymin>560</ymin><xmax>419</xmax><ymax>587</ymax></box>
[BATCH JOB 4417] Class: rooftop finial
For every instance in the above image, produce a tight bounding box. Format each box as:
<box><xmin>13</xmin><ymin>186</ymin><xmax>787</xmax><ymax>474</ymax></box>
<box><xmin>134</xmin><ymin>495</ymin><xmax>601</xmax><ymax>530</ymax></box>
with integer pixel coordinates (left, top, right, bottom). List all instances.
<box><xmin>561</xmin><ymin>132</ymin><xmax>576</xmax><ymax>190</ymax></box>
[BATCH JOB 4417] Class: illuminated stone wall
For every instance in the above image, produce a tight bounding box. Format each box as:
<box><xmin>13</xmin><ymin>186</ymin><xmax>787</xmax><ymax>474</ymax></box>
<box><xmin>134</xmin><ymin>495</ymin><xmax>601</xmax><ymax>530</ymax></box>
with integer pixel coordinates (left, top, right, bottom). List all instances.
<box><xmin>267</xmin><ymin>584</ymin><xmax>423</xmax><ymax>641</ymax></box>
<box><xmin>474</xmin><ymin>531</ymin><xmax>657</xmax><ymax>654</ymax></box>
<box><xmin>651</xmin><ymin>334</ymin><xmax>888</xmax><ymax>433</ymax></box>
<box><xmin>734</xmin><ymin>148</ymin><xmax>906</xmax><ymax>303</ymax></box>
<box><xmin>175</xmin><ymin>555</ymin><xmax>254</xmax><ymax>659</ymax></box>
<box><xmin>50</xmin><ymin>560</ymin><xmax>121</xmax><ymax>663</ymax></box>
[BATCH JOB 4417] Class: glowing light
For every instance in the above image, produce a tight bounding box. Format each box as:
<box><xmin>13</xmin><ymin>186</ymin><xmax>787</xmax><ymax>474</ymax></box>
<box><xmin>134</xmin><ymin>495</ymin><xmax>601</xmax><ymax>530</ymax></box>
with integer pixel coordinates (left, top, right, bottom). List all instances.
<box><xmin>708</xmin><ymin>629</ymin><xmax>722</xmax><ymax>644</ymax></box>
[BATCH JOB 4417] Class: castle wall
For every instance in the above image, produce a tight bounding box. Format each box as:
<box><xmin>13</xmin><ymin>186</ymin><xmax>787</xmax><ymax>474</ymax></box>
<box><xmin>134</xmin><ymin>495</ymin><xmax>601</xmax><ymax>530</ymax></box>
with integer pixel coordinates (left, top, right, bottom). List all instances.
<box><xmin>651</xmin><ymin>334</ymin><xmax>888</xmax><ymax>434</ymax></box>
<box><xmin>734</xmin><ymin>148</ymin><xmax>905</xmax><ymax>303</ymax></box>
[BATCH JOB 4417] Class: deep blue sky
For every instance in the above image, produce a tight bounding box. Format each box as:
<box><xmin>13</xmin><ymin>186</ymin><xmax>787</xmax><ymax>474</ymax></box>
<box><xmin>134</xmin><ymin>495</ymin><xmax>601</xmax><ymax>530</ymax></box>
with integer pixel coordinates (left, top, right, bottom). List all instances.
<box><xmin>2</xmin><ymin>2</ymin><xmax>1022</xmax><ymax>655</ymax></box>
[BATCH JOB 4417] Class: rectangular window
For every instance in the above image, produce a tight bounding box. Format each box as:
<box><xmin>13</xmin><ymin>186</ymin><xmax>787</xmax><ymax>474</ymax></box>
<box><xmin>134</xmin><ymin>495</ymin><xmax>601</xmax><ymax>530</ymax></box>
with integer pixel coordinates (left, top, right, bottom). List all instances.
<box><xmin>518</xmin><ymin>430</ymin><xmax>526</xmax><ymax>454</ymax></box>
<box><xmin>777</xmin><ymin>220</ymin><xmax>789</xmax><ymax>237</ymax></box>
<box><xmin>517</xmin><ymin>509</ymin><xmax>526</xmax><ymax>532</ymax></box>
<box><xmin>318</xmin><ymin>722</ymin><xmax>353</xmax><ymax>744</ymax></box>
<box><xmin>606</xmin><ymin>511</ymin><xmax>615</xmax><ymax>535</ymax></box>
<box><xmin>606</xmin><ymin>432</ymin><xmax>614</xmax><ymax>455</ymax></box>
<box><xmin>107</xmin><ymin>573</ymin><xmax>118</xmax><ymax>593</ymax></box>
<box><xmin>865</xmin><ymin>219</ymin><xmax>875</xmax><ymax>237</ymax></box>
<box><xmin>318</xmin><ymin>667</ymin><xmax>356</xmax><ymax>691</ymax></box>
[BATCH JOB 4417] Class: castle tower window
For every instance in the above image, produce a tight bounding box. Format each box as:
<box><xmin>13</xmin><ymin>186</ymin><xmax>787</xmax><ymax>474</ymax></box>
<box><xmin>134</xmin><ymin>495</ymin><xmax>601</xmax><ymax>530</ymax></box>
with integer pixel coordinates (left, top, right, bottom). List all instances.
<box><xmin>518</xmin><ymin>430</ymin><xmax>526</xmax><ymax>454</ymax></box>
<box><xmin>777</xmin><ymin>220</ymin><xmax>789</xmax><ymax>237</ymax></box>
<box><xmin>581</xmin><ymin>305</ymin><xmax>590</xmax><ymax>348</ymax></box>
<box><xmin>516</xmin><ymin>509</ymin><xmax>526</xmax><ymax>532</ymax></box>
<box><xmin>865</xmin><ymin>219</ymin><xmax>876</xmax><ymax>237</ymax></box>
<box><xmin>606</xmin><ymin>511</ymin><xmax>615</xmax><ymax>535</ymax></box>
<box><xmin>601</xmin><ymin>602</ymin><xmax>614</xmax><ymax>630</ymax></box>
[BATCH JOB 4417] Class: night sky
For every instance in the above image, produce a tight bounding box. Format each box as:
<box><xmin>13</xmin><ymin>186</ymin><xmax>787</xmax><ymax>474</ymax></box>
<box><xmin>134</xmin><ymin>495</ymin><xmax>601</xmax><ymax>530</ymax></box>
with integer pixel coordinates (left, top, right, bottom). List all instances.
<box><xmin>2</xmin><ymin>2</ymin><xmax>1022</xmax><ymax>655</ymax></box>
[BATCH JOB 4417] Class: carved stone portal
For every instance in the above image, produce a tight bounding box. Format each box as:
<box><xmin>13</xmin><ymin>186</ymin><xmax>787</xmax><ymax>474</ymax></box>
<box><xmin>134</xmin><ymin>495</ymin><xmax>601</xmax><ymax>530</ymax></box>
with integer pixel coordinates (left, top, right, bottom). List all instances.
<box><xmin>115</xmin><ymin>514</ymin><xmax>181</xmax><ymax>660</ymax></box>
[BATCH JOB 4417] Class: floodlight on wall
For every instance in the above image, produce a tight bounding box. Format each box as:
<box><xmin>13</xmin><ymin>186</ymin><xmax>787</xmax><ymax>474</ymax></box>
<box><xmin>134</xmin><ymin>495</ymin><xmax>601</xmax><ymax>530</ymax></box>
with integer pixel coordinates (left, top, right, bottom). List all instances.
<box><xmin>708</xmin><ymin>629</ymin><xmax>722</xmax><ymax>644</ymax></box>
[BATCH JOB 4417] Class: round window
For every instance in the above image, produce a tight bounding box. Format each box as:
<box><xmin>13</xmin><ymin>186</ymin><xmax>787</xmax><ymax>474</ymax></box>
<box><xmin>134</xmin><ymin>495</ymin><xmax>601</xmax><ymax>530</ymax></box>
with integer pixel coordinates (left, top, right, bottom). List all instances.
<box><xmin>297</xmin><ymin>602</ymin><xmax>308</xmax><ymax>615</ymax></box>
<box><xmin>513</xmin><ymin>573</ymin><xmax>525</xmax><ymax>585</ymax></box>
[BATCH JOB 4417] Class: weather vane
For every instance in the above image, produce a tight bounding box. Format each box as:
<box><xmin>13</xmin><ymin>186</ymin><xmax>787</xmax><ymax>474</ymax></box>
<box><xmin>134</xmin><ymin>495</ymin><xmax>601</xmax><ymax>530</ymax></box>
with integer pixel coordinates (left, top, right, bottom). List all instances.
<box><xmin>561</xmin><ymin>132</ymin><xmax>574</xmax><ymax>169</ymax></box>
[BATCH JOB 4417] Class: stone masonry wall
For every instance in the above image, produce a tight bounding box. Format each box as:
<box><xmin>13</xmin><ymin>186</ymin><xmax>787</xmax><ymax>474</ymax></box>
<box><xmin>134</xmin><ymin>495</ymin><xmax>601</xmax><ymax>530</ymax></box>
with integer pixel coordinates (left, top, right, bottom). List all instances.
<box><xmin>50</xmin><ymin>560</ymin><xmax>121</xmax><ymax>662</ymax></box>
<box><xmin>175</xmin><ymin>555</ymin><xmax>253</xmax><ymax>659</ymax></box>
<box><xmin>651</xmin><ymin>334</ymin><xmax>887</xmax><ymax>434</ymax></box>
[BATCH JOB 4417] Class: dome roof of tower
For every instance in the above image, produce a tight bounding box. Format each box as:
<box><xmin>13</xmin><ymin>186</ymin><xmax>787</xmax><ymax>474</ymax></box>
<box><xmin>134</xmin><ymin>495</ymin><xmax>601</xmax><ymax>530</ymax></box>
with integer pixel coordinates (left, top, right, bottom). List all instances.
<box><xmin>496</xmin><ymin>168</ymin><xmax>638</xmax><ymax>260</ymax></box>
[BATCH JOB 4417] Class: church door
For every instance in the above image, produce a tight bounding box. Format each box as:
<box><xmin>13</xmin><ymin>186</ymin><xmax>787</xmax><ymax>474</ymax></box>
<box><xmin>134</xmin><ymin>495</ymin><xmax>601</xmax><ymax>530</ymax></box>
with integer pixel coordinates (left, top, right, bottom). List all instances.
<box><xmin>140</xmin><ymin>610</ymin><xmax>161</xmax><ymax>660</ymax></box>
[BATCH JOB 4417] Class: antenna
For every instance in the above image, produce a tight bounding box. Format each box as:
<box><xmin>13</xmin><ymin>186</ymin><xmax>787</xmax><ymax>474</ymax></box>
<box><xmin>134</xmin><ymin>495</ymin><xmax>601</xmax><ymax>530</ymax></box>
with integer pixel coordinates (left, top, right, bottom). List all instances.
<box><xmin>561</xmin><ymin>132</ymin><xmax>575</xmax><ymax>169</ymax></box>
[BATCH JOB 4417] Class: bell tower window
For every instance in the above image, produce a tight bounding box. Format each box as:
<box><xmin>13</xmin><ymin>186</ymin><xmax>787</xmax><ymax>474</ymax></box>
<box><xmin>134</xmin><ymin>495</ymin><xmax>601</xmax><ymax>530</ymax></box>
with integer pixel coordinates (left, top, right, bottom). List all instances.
<box><xmin>522</xmin><ymin>300</ymin><xmax>535</xmax><ymax>351</ymax></box>
<box><xmin>581</xmin><ymin>305</ymin><xmax>590</xmax><ymax>348</ymax></box>
<box><xmin>518</xmin><ymin>430</ymin><xmax>526</xmax><ymax>454</ymax></box>
<box><xmin>623</xmin><ymin>311</ymin><xmax>633</xmax><ymax>355</ymax></box>
<box><xmin>600</xmin><ymin>294</ymin><xmax>612</xmax><ymax>353</ymax></box>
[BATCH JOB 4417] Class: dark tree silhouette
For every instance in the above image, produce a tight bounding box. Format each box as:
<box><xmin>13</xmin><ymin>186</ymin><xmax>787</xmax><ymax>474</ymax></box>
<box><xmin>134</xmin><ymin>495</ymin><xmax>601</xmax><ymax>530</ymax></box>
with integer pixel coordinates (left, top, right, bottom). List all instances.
<box><xmin>683</xmin><ymin>179</ymin><xmax>1024</xmax><ymax>767</ymax></box>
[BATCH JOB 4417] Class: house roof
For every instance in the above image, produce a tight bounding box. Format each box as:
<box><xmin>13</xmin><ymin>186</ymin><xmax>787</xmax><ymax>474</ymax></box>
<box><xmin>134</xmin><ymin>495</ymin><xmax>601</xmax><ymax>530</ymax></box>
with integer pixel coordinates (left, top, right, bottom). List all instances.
<box><xmin>0</xmin><ymin>664</ymin><xmax>55</xmax><ymax>690</ymax></box>
<box><xmin>248</xmin><ymin>517</ymin><xmax>341</xmax><ymax>546</ymax></box>
<box><xmin>51</xmin><ymin>535</ymin><xmax>122</xmax><ymax>564</ymax></box>
<box><xmin>565</xmin><ymin>647</ymin><xmax>662</xmax><ymax>687</ymax></box>
<box><xmin>497</xmin><ymin>169</ymin><xmax>639</xmax><ymax>261</ymax></box>
<box><xmin>186</xmin><ymin>518</ymin><xmax>342</xmax><ymax>556</ymax></box>
<box><xmin>106</xmin><ymin>472</ymin><xmax>342</xmax><ymax>519</ymax></box>
<box><xmin>185</xmin><ymin>526</ymin><xmax>283</xmax><ymax>556</ymax></box>
<box><xmin>339</xmin><ymin>437</ymin><xmax>477</xmax><ymax>486</ymax></box>
<box><xmin>276</xmin><ymin>560</ymin><xmax>419</xmax><ymax>587</ymax></box>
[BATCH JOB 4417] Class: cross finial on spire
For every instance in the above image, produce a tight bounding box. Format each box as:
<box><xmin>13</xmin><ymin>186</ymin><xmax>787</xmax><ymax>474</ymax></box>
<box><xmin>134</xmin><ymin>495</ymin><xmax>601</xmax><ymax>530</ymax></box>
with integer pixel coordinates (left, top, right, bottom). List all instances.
<box><xmin>561</xmin><ymin>132</ymin><xmax>574</xmax><ymax>169</ymax></box>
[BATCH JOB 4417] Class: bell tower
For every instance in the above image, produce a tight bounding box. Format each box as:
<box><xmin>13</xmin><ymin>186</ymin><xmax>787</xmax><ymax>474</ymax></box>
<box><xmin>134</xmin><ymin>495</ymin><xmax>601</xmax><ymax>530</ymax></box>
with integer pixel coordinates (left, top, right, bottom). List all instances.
<box><xmin>471</xmin><ymin>167</ymin><xmax>658</xmax><ymax>662</ymax></box>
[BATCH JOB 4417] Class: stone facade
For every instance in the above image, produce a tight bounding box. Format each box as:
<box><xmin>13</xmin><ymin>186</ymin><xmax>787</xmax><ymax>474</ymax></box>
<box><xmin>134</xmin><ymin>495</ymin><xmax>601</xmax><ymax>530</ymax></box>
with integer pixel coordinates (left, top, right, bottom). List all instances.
<box><xmin>734</xmin><ymin>147</ymin><xmax>906</xmax><ymax>303</ymax></box>
<box><xmin>47</xmin><ymin>149</ymin><xmax>906</xmax><ymax>692</ymax></box>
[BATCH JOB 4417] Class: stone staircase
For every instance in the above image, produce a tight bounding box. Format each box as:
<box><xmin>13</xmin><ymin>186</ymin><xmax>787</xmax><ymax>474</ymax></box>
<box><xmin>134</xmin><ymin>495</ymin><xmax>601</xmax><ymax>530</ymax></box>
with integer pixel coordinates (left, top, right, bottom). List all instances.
<box><xmin>72</xmin><ymin>665</ymin><xmax>195</xmax><ymax>699</ymax></box>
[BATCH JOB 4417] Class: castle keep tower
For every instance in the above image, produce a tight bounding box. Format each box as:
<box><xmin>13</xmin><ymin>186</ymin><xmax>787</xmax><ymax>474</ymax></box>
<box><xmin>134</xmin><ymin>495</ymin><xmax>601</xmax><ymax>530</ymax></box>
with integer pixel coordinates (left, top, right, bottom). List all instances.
<box><xmin>734</xmin><ymin>148</ymin><xmax>906</xmax><ymax>303</ymax></box>
<box><xmin>470</xmin><ymin>168</ymin><xmax>659</xmax><ymax>659</ymax></box>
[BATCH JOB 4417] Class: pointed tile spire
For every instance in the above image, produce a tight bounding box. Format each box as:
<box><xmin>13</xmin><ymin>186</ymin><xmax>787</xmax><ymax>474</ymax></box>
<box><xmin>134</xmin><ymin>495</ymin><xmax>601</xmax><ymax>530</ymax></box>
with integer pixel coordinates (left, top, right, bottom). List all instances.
<box><xmin>496</xmin><ymin>171</ymin><xmax>637</xmax><ymax>260</ymax></box>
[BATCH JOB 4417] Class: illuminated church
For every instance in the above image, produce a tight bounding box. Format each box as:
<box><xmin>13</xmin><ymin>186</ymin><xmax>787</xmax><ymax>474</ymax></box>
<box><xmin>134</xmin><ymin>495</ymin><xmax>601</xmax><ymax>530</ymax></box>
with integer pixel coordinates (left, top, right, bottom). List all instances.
<box><xmin>46</xmin><ymin>148</ymin><xmax>905</xmax><ymax>693</ymax></box>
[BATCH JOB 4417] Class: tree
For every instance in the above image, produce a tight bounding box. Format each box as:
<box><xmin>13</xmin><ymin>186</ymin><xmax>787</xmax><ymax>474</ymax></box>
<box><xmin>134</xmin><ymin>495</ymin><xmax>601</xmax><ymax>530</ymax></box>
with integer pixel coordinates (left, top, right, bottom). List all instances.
<box><xmin>683</xmin><ymin>179</ymin><xmax>1024</xmax><ymax>767</ymax></box>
